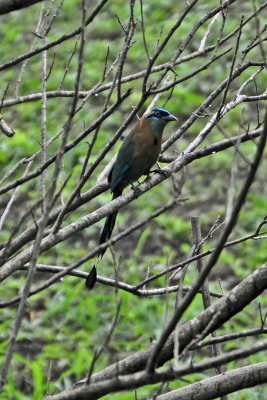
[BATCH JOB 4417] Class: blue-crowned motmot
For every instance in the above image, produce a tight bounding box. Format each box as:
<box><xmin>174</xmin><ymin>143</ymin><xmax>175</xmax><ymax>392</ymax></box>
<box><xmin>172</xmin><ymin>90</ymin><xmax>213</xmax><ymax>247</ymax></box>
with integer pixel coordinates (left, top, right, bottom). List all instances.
<box><xmin>86</xmin><ymin>107</ymin><xmax>178</xmax><ymax>289</ymax></box>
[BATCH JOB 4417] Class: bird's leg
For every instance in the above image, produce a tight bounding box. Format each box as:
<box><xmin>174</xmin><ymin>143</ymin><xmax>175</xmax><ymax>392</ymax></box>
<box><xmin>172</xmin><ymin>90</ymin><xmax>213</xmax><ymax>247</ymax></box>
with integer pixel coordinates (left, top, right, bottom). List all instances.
<box><xmin>149</xmin><ymin>161</ymin><xmax>169</xmax><ymax>178</ymax></box>
<box><xmin>150</xmin><ymin>165</ymin><xmax>169</xmax><ymax>178</ymax></box>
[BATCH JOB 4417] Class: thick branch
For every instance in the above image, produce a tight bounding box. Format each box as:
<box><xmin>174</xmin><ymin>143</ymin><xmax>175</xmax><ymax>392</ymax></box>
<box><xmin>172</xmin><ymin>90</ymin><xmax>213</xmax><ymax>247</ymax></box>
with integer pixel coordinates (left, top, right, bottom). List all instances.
<box><xmin>59</xmin><ymin>264</ymin><xmax>267</xmax><ymax>393</ymax></box>
<box><xmin>0</xmin><ymin>127</ymin><xmax>262</xmax><ymax>277</ymax></box>
<box><xmin>155</xmin><ymin>362</ymin><xmax>267</xmax><ymax>400</ymax></box>
<box><xmin>48</xmin><ymin>340</ymin><xmax>267</xmax><ymax>399</ymax></box>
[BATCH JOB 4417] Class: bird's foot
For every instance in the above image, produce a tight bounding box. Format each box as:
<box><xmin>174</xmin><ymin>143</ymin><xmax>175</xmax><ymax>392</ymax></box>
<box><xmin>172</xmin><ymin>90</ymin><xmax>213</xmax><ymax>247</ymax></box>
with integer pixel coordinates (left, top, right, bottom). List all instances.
<box><xmin>150</xmin><ymin>167</ymin><xmax>169</xmax><ymax>178</ymax></box>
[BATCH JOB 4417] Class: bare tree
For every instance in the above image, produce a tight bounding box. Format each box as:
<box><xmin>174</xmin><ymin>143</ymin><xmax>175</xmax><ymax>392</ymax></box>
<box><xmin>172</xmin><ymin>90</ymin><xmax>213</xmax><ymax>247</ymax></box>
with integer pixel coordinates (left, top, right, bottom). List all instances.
<box><xmin>0</xmin><ymin>0</ymin><xmax>266</xmax><ymax>399</ymax></box>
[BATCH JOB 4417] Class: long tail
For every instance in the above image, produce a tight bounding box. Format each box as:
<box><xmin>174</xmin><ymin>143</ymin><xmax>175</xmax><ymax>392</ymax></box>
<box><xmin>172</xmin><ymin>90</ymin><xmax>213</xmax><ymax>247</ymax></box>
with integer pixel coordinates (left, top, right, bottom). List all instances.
<box><xmin>86</xmin><ymin>189</ymin><xmax>122</xmax><ymax>289</ymax></box>
<box><xmin>98</xmin><ymin>208</ymin><xmax>118</xmax><ymax>258</ymax></box>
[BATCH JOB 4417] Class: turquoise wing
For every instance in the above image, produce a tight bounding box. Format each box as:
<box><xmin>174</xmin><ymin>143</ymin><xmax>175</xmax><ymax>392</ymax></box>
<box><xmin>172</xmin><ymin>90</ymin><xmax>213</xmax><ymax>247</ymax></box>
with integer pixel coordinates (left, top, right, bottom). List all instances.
<box><xmin>110</xmin><ymin>133</ymin><xmax>135</xmax><ymax>192</ymax></box>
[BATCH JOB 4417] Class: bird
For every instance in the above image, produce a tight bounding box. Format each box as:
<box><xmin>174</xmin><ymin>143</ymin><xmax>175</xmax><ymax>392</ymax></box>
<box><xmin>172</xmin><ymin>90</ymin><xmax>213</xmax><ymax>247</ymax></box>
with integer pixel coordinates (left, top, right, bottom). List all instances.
<box><xmin>86</xmin><ymin>107</ymin><xmax>178</xmax><ymax>289</ymax></box>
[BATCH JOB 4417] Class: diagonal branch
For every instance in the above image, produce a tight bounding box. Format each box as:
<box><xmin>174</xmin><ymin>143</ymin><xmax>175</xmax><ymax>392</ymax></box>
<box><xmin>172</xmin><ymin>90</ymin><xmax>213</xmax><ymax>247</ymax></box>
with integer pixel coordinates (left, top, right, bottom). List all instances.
<box><xmin>86</xmin><ymin>264</ymin><xmax>267</xmax><ymax>386</ymax></box>
<box><xmin>155</xmin><ymin>362</ymin><xmax>267</xmax><ymax>400</ymax></box>
<box><xmin>0</xmin><ymin>126</ymin><xmax>263</xmax><ymax>275</ymax></box>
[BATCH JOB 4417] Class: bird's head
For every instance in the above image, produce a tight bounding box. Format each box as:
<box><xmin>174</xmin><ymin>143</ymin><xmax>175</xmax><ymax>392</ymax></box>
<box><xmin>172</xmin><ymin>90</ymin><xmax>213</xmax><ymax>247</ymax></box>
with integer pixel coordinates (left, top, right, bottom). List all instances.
<box><xmin>145</xmin><ymin>108</ymin><xmax>178</xmax><ymax>124</ymax></box>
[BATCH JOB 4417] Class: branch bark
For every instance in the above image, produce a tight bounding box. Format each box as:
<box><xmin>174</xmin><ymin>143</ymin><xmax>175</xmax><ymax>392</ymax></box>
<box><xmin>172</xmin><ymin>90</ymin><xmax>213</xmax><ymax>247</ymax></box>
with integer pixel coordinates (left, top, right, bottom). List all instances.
<box><xmin>46</xmin><ymin>264</ymin><xmax>267</xmax><ymax>399</ymax></box>
<box><xmin>155</xmin><ymin>362</ymin><xmax>267</xmax><ymax>400</ymax></box>
<box><xmin>0</xmin><ymin>125</ymin><xmax>263</xmax><ymax>280</ymax></box>
<box><xmin>47</xmin><ymin>343</ymin><xmax>267</xmax><ymax>399</ymax></box>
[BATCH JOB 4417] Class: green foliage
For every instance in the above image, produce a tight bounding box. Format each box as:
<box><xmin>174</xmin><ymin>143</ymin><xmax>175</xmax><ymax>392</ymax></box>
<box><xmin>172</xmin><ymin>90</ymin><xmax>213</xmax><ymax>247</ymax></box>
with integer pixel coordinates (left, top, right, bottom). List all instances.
<box><xmin>0</xmin><ymin>0</ymin><xmax>267</xmax><ymax>398</ymax></box>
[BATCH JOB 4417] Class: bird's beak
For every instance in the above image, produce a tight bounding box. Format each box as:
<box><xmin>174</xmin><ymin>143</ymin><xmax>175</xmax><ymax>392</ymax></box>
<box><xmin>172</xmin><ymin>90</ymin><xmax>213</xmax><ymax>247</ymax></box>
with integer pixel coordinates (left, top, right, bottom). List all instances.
<box><xmin>163</xmin><ymin>113</ymin><xmax>178</xmax><ymax>122</ymax></box>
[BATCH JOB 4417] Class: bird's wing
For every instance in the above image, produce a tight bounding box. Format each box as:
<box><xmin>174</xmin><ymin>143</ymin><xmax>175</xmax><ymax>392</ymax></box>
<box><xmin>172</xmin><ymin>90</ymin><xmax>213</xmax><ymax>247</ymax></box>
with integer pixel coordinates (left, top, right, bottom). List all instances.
<box><xmin>109</xmin><ymin>132</ymin><xmax>136</xmax><ymax>193</ymax></box>
<box><xmin>110</xmin><ymin>163</ymin><xmax>130</xmax><ymax>192</ymax></box>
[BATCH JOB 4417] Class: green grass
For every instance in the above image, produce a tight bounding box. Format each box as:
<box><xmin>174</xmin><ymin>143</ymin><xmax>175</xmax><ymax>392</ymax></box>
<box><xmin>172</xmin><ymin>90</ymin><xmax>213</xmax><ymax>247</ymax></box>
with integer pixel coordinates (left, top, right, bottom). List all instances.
<box><xmin>0</xmin><ymin>0</ymin><xmax>267</xmax><ymax>398</ymax></box>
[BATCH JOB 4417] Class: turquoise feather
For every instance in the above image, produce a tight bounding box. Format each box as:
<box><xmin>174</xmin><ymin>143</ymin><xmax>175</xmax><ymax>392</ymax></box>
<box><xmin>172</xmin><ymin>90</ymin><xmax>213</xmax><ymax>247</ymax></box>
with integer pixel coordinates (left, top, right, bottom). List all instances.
<box><xmin>86</xmin><ymin>108</ymin><xmax>177</xmax><ymax>289</ymax></box>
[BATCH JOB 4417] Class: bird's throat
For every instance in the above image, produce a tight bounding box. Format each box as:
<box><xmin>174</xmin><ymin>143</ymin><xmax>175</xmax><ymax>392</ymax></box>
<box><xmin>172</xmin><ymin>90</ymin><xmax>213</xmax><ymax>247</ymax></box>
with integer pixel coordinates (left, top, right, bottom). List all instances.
<box><xmin>151</xmin><ymin>118</ymin><xmax>165</xmax><ymax>145</ymax></box>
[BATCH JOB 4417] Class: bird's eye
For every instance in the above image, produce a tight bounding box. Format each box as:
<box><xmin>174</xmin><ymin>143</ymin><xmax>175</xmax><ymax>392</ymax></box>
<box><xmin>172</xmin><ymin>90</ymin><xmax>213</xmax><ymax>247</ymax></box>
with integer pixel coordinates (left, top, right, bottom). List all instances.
<box><xmin>155</xmin><ymin>111</ymin><xmax>161</xmax><ymax>117</ymax></box>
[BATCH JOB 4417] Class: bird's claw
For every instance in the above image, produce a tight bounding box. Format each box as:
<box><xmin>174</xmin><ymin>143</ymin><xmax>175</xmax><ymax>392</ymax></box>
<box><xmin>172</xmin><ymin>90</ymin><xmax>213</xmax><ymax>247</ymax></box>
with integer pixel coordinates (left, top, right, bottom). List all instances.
<box><xmin>150</xmin><ymin>168</ymin><xmax>169</xmax><ymax>178</ymax></box>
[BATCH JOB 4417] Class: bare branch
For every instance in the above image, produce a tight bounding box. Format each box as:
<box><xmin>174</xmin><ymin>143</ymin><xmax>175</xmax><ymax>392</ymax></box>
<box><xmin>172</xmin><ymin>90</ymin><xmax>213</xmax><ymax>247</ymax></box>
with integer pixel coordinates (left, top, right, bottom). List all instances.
<box><xmin>48</xmin><ymin>341</ymin><xmax>267</xmax><ymax>399</ymax></box>
<box><xmin>0</xmin><ymin>126</ymin><xmax>263</xmax><ymax>269</ymax></box>
<box><xmin>155</xmin><ymin>362</ymin><xmax>267</xmax><ymax>400</ymax></box>
<box><xmin>56</xmin><ymin>264</ymin><xmax>267</xmax><ymax>390</ymax></box>
<box><xmin>0</xmin><ymin>0</ymin><xmax>109</xmax><ymax>72</ymax></box>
